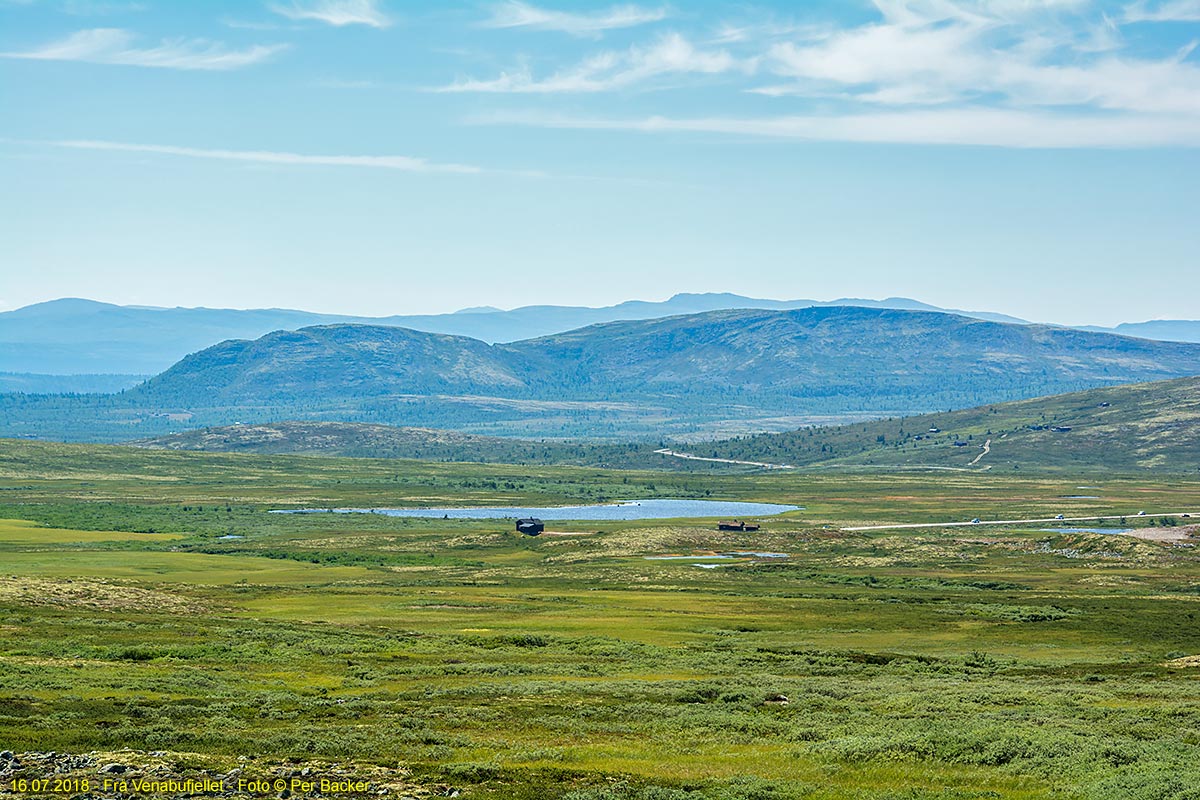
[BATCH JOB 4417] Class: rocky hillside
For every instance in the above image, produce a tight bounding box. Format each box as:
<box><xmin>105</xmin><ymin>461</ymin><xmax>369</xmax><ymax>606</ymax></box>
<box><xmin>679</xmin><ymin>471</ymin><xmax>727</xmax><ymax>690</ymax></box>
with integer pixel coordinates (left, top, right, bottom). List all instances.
<box><xmin>9</xmin><ymin>306</ymin><xmax>1200</xmax><ymax>442</ymax></box>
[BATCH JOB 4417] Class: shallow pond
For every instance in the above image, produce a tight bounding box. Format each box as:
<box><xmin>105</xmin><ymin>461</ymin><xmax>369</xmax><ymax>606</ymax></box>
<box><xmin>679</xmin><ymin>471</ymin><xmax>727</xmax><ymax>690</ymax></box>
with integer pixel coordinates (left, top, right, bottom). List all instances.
<box><xmin>645</xmin><ymin>551</ymin><xmax>790</xmax><ymax>565</ymax></box>
<box><xmin>1038</xmin><ymin>528</ymin><xmax>1133</xmax><ymax>534</ymax></box>
<box><xmin>645</xmin><ymin>554</ymin><xmax>735</xmax><ymax>560</ymax></box>
<box><xmin>274</xmin><ymin>498</ymin><xmax>801</xmax><ymax>521</ymax></box>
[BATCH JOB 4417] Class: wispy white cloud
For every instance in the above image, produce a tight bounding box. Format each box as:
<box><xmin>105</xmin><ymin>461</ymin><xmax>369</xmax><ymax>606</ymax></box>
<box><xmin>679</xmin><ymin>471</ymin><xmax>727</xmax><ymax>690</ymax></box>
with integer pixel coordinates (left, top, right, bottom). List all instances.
<box><xmin>752</xmin><ymin>1</ymin><xmax>1200</xmax><ymax>114</ymax></box>
<box><xmin>61</xmin><ymin>0</ymin><xmax>148</xmax><ymax>15</ymax></box>
<box><xmin>484</xmin><ymin>1</ymin><xmax>667</xmax><ymax>37</ymax></box>
<box><xmin>483</xmin><ymin>108</ymin><xmax>1200</xmax><ymax>148</ymax></box>
<box><xmin>764</xmin><ymin>19</ymin><xmax>987</xmax><ymax>101</ymax></box>
<box><xmin>1</xmin><ymin>28</ymin><xmax>284</xmax><ymax>70</ymax></box>
<box><xmin>871</xmin><ymin>0</ymin><xmax>1089</xmax><ymax>26</ymax></box>
<box><xmin>452</xmin><ymin>1</ymin><xmax>1200</xmax><ymax>147</ymax></box>
<box><xmin>1075</xmin><ymin>13</ymin><xmax>1123</xmax><ymax>53</ymax></box>
<box><xmin>708</xmin><ymin>20</ymin><xmax>828</xmax><ymax>45</ymax></box>
<box><xmin>220</xmin><ymin>17</ymin><xmax>285</xmax><ymax>31</ymax></box>
<box><xmin>1124</xmin><ymin>0</ymin><xmax>1200</xmax><ymax>21</ymax></box>
<box><xmin>53</xmin><ymin>140</ymin><xmax>482</xmax><ymax>174</ymax></box>
<box><xmin>268</xmin><ymin>0</ymin><xmax>391</xmax><ymax>28</ymax></box>
<box><xmin>437</xmin><ymin>32</ymin><xmax>746</xmax><ymax>93</ymax></box>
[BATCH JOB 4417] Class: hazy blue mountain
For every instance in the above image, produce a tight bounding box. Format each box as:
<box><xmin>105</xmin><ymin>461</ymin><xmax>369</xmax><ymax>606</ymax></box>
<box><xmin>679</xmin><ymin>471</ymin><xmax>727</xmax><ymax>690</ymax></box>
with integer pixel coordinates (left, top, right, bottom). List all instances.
<box><xmin>505</xmin><ymin>307</ymin><xmax>1200</xmax><ymax>397</ymax></box>
<box><xmin>0</xmin><ymin>294</ymin><xmax>1027</xmax><ymax>376</ymax></box>
<box><xmin>138</xmin><ymin>325</ymin><xmax>526</xmax><ymax>405</ymax></box>
<box><xmin>0</xmin><ymin>298</ymin><xmax>366</xmax><ymax>374</ymax></box>
<box><xmin>0</xmin><ymin>372</ymin><xmax>148</xmax><ymax>394</ymax></box>
<box><xmin>10</xmin><ymin>306</ymin><xmax>1200</xmax><ymax>443</ymax></box>
<box><xmin>1105</xmin><ymin>321</ymin><xmax>1200</xmax><ymax>343</ymax></box>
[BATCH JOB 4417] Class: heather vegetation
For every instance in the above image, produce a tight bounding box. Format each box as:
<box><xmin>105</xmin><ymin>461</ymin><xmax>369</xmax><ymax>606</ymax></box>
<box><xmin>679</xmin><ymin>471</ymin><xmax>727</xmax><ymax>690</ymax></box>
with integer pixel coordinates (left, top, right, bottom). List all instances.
<box><xmin>2</xmin><ymin>440</ymin><xmax>1200</xmax><ymax>798</ymax></box>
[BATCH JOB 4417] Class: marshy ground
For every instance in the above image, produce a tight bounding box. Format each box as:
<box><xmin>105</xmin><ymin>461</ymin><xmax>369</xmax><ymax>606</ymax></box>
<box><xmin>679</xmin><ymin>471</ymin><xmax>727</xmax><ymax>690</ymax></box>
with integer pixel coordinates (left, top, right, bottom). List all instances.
<box><xmin>2</xmin><ymin>440</ymin><xmax>1200</xmax><ymax>799</ymax></box>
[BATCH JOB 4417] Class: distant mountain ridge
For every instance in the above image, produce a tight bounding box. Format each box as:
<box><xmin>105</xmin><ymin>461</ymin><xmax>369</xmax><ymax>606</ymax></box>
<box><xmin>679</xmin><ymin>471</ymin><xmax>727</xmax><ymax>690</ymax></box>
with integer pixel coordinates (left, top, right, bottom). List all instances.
<box><xmin>1085</xmin><ymin>320</ymin><xmax>1200</xmax><ymax>344</ymax></box>
<box><xmin>0</xmin><ymin>294</ymin><xmax>1026</xmax><ymax>376</ymax></box>
<box><xmin>0</xmin><ymin>372</ymin><xmax>147</xmax><ymax>394</ymax></box>
<box><xmin>10</xmin><ymin>305</ymin><xmax>1200</xmax><ymax>443</ymax></box>
<box><xmin>8</xmin><ymin>294</ymin><xmax>1199</xmax><ymax>380</ymax></box>
<box><xmin>128</xmin><ymin>375</ymin><xmax>1200</xmax><ymax>474</ymax></box>
<box><xmin>137</xmin><ymin>306</ymin><xmax>1200</xmax><ymax>405</ymax></box>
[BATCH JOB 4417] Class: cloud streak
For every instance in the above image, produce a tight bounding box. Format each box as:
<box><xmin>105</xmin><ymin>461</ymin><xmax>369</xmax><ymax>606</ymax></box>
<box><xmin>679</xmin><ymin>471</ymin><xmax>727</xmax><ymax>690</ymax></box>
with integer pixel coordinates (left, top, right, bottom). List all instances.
<box><xmin>53</xmin><ymin>140</ymin><xmax>482</xmax><ymax>174</ymax></box>
<box><xmin>268</xmin><ymin>0</ymin><xmax>391</xmax><ymax>28</ymax></box>
<box><xmin>1</xmin><ymin>28</ymin><xmax>284</xmax><ymax>70</ymax></box>
<box><xmin>449</xmin><ymin>0</ymin><xmax>1200</xmax><ymax>147</ymax></box>
<box><xmin>484</xmin><ymin>1</ymin><xmax>666</xmax><ymax>37</ymax></box>
<box><xmin>482</xmin><ymin>108</ymin><xmax>1200</xmax><ymax>148</ymax></box>
<box><xmin>437</xmin><ymin>33</ymin><xmax>746</xmax><ymax>93</ymax></box>
<box><xmin>752</xmin><ymin>3</ymin><xmax>1200</xmax><ymax>115</ymax></box>
<box><xmin>1125</xmin><ymin>0</ymin><xmax>1200</xmax><ymax>21</ymax></box>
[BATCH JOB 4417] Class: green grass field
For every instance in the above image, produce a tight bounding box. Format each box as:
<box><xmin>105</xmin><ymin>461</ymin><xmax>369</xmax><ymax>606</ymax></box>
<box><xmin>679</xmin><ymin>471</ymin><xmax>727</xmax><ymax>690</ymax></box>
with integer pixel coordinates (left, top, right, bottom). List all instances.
<box><xmin>3</xmin><ymin>439</ymin><xmax>1200</xmax><ymax>799</ymax></box>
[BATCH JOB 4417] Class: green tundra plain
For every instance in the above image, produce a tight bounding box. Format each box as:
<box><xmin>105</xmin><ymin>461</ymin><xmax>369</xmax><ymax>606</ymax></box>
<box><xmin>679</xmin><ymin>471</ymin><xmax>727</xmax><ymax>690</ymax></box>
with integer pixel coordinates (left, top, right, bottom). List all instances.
<box><xmin>3</xmin><ymin>439</ymin><xmax>1200</xmax><ymax>799</ymax></box>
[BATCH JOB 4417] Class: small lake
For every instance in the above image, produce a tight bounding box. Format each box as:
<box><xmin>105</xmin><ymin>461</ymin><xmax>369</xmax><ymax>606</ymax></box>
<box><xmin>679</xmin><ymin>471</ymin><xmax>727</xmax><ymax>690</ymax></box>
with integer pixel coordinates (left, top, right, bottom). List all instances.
<box><xmin>645</xmin><ymin>554</ymin><xmax>735</xmax><ymax>560</ymax></box>
<box><xmin>1039</xmin><ymin>528</ymin><xmax>1133</xmax><ymax>535</ymax></box>
<box><xmin>645</xmin><ymin>551</ymin><xmax>790</xmax><ymax>563</ymax></box>
<box><xmin>275</xmin><ymin>498</ymin><xmax>801</xmax><ymax>521</ymax></box>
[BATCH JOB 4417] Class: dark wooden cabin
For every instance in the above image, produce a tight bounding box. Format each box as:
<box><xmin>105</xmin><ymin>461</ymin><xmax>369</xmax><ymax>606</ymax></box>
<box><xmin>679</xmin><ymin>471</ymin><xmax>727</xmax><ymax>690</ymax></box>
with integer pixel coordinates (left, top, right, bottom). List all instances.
<box><xmin>516</xmin><ymin>518</ymin><xmax>544</xmax><ymax>536</ymax></box>
<box><xmin>718</xmin><ymin>520</ymin><xmax>760</xmax><ymax>532</ymax></box>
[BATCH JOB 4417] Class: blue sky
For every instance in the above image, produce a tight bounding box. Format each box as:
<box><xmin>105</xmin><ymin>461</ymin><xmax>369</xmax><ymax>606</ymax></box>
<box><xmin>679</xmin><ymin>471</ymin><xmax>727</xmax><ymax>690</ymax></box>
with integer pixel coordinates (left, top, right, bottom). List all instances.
<box><xmin>1</xmin><ymin>0</ymin><xmax>1197</xmax><ymax>325</ymax></box>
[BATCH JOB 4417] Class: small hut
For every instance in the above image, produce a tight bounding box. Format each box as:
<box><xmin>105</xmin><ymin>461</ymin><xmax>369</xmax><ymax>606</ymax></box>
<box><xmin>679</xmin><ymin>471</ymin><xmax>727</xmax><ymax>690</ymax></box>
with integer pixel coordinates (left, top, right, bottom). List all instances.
<box><xmin>516</xmin><ymin>518</ymin><xmax>544</xmax><ymax>536</ymax></box>
<box><xmin>718</xmin><ymin>520</ymin><xmax>760</xmax><ymax>532</ymax></box>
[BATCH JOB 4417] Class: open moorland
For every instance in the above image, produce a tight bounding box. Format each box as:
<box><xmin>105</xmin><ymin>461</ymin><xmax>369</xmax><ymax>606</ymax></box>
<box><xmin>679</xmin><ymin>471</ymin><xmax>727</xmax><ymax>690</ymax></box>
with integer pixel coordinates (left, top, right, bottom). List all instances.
<box><xmin>126</xmin><ymin>375</ymin><xmax>1200</xmax><ymax>477</ymax></box>
<box><xmin>3</xmin><ymin>439</ymin><xmax>1200</xmax><ymax>799</ymax></box>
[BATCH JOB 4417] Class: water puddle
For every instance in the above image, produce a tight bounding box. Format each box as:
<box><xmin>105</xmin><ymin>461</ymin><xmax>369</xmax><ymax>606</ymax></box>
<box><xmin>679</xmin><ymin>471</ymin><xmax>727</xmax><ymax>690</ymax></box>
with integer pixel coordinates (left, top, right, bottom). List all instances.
<box><xmin>275</xmin><ymin>498</ymin><xmax>801</xmax><ymax>521</ymax></box>
<box><xmin>1038</xmin><ymin>528</ymin><xmax>1133</xmax><ymax>534</ymax></box>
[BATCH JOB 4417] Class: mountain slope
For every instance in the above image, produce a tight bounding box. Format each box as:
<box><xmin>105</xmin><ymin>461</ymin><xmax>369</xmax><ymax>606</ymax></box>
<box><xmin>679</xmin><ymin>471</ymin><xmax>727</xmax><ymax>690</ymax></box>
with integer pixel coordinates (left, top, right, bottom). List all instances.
<box><xmin>0</xmin><ymin>294</ymin><xmax>1024</xmax><ymax>375</ymax></box>
<box><xmin>135</xmin><ymin>325</ymin><xmax>526</xmax><ymax>405</ymax></box>
<box><xmin>0</xmin><ymin>299</ymin><xmax>366</xmax><ymax>374</ymax></box>
<box><xmin>510</xmin><ymin>306</ymin><xmax>1200</xmax><ymax>398</ymax></box>
<box><xmin>5</xmin><ymin>306</ymin><xmax>1198</xmax><ymax>443</ymax></box>
<box><xmin>130</xmin><ymin>305</ymin><xmax>1200</xmax><ymax>411</ymax></box>
<box><xmin>129</xmin><ymin>421</ymin><xmax>592</xmax><ymax>463</ymax></box>
<box><xmin>129</xmin><ymin>377</ymin><xmax>1200</xmax><ymax>474</ymax></box>
<box><xmin>0</xmin><ymin>372</ymin><xmax>147</xmax><ymax>394</ymax></box>
<box><xmin>11</xmin><ymin>295</ymin><xmax>1200</xmax><ymax>380</ymax></box>
<box><xmin>696</xmin><ymin>376</ymin><xmax>1200</xmax><ymax>473</ymax></box>
<box><xmin>1108</xmin><ymin>321</ymin><xmax>1200</xmax><ymax>344</ymax></box>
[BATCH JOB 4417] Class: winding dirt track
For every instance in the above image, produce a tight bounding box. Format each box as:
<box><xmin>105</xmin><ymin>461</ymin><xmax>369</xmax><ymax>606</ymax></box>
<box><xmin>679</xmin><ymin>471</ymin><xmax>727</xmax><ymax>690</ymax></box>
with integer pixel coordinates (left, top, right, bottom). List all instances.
<box><xmin>653</xmin><ymin>448</ymin><xmax>794</xmax><ymax>470</ymax></box>
<box><xmin>968</xmin><ymin>438</ymin><xmax>991</xmax><ymax>466</ymax></box>
<box><xmin>844</xmin><ymin>511</ymin><xmax>1199</xmax><ymax>532</ymax></box>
